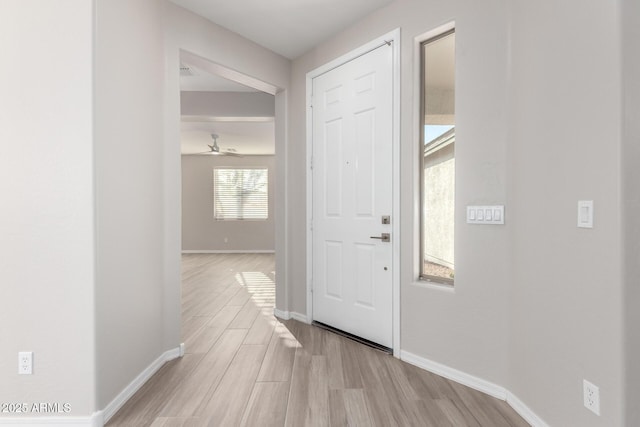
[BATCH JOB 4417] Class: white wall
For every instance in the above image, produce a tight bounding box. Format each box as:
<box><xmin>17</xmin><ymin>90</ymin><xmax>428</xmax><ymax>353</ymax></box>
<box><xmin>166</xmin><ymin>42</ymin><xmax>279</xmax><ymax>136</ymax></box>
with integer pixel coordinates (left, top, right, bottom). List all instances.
<box><xmin>94</xmin><ymin>0</ymin><xmax>171</xmax><ymax>410</ymax></box>
<box><xmin>182</xmin><ymin>156</ymin><xmax>275</xmax><ymax>252</ymax></box>
<box><xmin>0</xmin><ymin>0</ymin><xmax>97</xmax><ymax>417</ymax></box>
<box><xmin>180</xmin><ymin>91</ymin><xmax>275</xmax><ymax>117</ymax></box>
<box><xmin>622</xmin><ymin>0</ymin><xmax>640</xmax><ymax>424</ymax></box>
<box><xmin>289</xmin><ymin>0</ymin><xmax>626</xmax><ymax>425</ymax></box>
<box><xmin>0</xmin><ymin>0</ymin><xmax>179</xmax><ymax>419</ymax></box>
<box><xmin>508</xmin><ymin>0</ymin><xmax>625</xmax><ymax>422</ymax></box>
<box><xmin>507</xmin><ymin>2</ymin><xmax>623</xmax><ymax>425</ymax></box>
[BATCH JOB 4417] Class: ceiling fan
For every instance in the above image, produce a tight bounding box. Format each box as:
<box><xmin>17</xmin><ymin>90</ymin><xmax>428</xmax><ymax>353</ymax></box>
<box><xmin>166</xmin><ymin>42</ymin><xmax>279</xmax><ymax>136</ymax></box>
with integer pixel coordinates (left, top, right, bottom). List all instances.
<box><xmin>193</xmin><ymin>134</ymin><xmax>242</xmax><ymax>156</ymax></box>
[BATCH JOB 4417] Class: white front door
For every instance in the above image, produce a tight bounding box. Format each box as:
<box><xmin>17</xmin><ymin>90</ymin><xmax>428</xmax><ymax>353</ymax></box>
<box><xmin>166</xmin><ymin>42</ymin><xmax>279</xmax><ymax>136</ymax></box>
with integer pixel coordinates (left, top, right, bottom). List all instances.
<box><xmin>311</xmin><ymin>43</ymin><xmax>394</xmax><ymax>348</ymax></box>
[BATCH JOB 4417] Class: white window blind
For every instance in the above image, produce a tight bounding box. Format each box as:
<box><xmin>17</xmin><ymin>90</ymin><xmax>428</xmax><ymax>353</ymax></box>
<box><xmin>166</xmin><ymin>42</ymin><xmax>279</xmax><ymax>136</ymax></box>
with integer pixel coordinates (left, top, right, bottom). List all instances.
<box><xmin>213</xmin><ymin>168</ymin><xmax>268</xmax><ymax>220</ymax></box>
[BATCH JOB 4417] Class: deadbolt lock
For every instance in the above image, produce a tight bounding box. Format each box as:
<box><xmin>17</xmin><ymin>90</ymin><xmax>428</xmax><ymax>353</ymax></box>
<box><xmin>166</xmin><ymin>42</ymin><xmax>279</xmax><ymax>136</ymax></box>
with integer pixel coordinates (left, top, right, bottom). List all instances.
<box><xmin>382</xmin><ymin>215</ymin><xmax>391</xmax><ymax>224</ymax></box>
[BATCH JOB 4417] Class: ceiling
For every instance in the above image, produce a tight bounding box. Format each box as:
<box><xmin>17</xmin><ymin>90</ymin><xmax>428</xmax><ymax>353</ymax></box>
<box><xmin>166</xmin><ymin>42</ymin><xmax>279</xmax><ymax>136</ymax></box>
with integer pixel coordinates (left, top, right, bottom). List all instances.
<box><xmin>424</xmin><ymin>32</ymin><xmax>455</xmax><ymax>90</ymax></box>
<box><xmin>423</xmin><ymin>32</ymin><xmax>456</xmax><ymax>125</ymax></box>
<box><xmin>169</xmin><ymin>0</ymin><xmax>395</xmax><ymax>59</ymax></box>
<box><xmin>180</xmin><ymin>63</ymin><xmax>257</xmax><ymax>92</ymax></box>
<box><xmin>177</xmin><ymin>0</ymin><xmax>396</xmax><ymax>155</ymax></box>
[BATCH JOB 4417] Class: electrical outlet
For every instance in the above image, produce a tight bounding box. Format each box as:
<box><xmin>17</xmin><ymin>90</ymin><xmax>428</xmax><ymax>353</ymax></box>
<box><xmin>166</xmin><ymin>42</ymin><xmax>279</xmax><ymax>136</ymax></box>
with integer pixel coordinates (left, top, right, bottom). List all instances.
<box><xmin>18</xmin><ymin>351</ymin><xmax>33</xmax><ymax>375</ymax></box>
<box><xmin>583</xmin><ymin>379</ymin><xmax>600</xmax><ymax>415</ymax></box>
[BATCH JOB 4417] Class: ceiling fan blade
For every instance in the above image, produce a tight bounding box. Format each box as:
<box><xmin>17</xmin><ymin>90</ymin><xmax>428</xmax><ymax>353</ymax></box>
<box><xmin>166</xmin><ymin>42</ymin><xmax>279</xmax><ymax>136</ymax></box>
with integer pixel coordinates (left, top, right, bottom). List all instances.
<box><xmin>183</xmin><ymin>150</ymin><xmax>221</xmax><ymax>156</ymax></box>
<box><xmin>183</xmin><ymin>136</ymin><xmax>243</xmax><ymax>157</ymax></box>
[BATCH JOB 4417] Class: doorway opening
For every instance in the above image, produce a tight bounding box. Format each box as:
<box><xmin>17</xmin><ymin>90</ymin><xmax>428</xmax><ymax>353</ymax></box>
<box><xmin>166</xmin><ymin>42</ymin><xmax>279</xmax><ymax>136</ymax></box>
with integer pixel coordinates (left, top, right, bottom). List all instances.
<box><xmin>179</xmin><ymin>54</ymin><xmax>277</xmax><ymax>255</ymax></box>
<box><xmin>177</xmin><ymin>50</ymin><xmax>283</xmax><ymax>352</ymax></box>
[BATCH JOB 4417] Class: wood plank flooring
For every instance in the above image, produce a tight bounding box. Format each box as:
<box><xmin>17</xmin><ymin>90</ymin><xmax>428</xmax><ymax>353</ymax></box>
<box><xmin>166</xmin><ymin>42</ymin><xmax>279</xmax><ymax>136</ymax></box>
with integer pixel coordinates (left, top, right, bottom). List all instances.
<box><xmin>106</xmin><ymin>253</ymin><xmax>529</xmax><ymax>427</ymax></box>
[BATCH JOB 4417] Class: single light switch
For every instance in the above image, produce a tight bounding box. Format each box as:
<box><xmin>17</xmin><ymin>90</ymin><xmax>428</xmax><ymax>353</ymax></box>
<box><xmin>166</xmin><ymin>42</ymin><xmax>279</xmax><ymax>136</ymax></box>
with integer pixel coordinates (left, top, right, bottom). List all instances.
<box><xmin>485</xmin><ymin>209</ymin><xmax>493</xmax><ymax>221</ymax></box>
<box><xmin>469</xmin><ymin>209</ymin><xmax>476</xmax><ymax>221</ymax></box>
<box><xmin>477</xmin><ymin>210</ymin><xmax>484</xmax><ymax>221</ymax></box>
<box><xmin>493</xmin><ymin>209</ymin><xmax>502</xmax><ymax>221</ymax></box>
<box><xmin>578</xmin><ymin>200</ymin><xmax>594</xmax><ymax>228</ymax></box>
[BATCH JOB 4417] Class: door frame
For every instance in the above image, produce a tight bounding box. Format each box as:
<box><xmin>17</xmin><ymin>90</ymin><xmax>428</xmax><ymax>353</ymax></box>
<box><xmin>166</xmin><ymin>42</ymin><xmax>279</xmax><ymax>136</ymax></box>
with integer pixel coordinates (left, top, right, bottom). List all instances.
<box><xmin>305</xmin><ymin>29</ymin><xmax>401</xmax><ymax>356</ymax></box>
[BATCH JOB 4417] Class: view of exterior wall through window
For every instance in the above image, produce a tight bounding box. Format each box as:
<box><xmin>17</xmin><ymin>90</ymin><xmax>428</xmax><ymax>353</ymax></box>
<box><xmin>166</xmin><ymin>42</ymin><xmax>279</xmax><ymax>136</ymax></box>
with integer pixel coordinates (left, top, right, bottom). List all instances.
<box><xmin>420</xmin><ymin>29</ymin><xmax>455</xmax><ymax>284</ymax></box>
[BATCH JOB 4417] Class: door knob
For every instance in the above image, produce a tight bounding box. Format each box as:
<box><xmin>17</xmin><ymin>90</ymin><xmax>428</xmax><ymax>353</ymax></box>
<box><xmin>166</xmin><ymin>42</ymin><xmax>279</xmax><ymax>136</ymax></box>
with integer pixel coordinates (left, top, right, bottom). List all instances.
<box><xmin>370</xmin><ymin>233</ymin><xmax>390</xmax><ymax>242</ymax></box>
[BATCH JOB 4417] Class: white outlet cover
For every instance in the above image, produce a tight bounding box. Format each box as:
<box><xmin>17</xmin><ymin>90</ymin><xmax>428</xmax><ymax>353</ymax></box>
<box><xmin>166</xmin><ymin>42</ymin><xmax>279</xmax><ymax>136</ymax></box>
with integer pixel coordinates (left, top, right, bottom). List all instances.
<box><xmin>583</xmin><ymin>379</ymin><xmax>600</xmax><ymax>416</ymax></box>
<box><xmin>18</xmin><ymin>351</ymin><xmax>33</xmax><ymax>375</ymax></box>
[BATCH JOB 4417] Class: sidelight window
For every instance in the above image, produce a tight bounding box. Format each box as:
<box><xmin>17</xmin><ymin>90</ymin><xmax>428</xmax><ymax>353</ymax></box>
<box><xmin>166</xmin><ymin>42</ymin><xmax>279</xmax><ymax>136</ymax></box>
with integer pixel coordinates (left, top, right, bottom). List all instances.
<box><xmin>419</xmin><ymin>29</ymin><xmax>456</xmax><ymax>285</ymax></box>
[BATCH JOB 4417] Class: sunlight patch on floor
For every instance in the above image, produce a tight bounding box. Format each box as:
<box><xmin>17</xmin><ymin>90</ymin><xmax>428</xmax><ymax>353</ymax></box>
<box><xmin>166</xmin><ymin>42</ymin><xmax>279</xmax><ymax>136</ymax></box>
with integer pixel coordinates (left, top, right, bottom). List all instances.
<box><xmin>235</xmin><ymin>271</ymin><xmax>275</xmax><ymax>308</ymax></box>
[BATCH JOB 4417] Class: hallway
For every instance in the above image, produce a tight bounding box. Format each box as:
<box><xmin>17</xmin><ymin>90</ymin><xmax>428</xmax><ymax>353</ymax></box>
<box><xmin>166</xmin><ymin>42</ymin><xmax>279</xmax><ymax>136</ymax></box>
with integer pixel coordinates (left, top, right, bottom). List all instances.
<box><xmin>106</xmin><ymin>253</ymin><xmax>528</xmax><ymax>426</ymax></box>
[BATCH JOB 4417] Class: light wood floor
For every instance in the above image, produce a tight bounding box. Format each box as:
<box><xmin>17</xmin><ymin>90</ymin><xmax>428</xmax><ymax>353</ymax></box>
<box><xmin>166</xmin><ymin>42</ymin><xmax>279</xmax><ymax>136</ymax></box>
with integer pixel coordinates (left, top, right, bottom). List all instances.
<box><xmin>106</xmin><ymin>253</ymin><xmax>529</xmax><ymax>427</ymax></box>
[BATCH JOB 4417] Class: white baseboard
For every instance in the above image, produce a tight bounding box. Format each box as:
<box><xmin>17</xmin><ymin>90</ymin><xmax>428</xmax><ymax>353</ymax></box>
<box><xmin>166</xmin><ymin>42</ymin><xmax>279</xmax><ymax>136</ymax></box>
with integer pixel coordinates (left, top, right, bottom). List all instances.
<box><xmin>181</xmin><ymin>250</ymin><xmax>275</xmax><ymax>254</ymax></box>
<box><xmin>291</xmin><ymin>312</ymin><xmax>310</xmax><ymax>323</ymax></box>
<box><xmin>400</xmin><ymin>350</ymin><xmax>549</xmax><ymax>427</ymax></box>
<box><xmin>101</xmin><ymin>345</ymin><xmax>182</xmax><ymax>424</ymax></box>
<box><xmin>273</xmin><ymin>308</ymin><xmax>290</xmax><ymax>319</ymax></box>
<box><xmin>273</xmin><ymin>309</ymin><xmax>310</xmax><ymax>324</ymax></box>
<box><xmin>0</xmin><ymin>413</ymin><xmax>102</xmax><ymax>426</ymax></box>
<box><xmin>506</xmin><ymin>391</ymin><xmax>550</xmax><ymax>427</ymax></box>
<box><xmin>400</xmin><ymin>350</ymin><xmax>506</xmax><ymax>400</ymax></box>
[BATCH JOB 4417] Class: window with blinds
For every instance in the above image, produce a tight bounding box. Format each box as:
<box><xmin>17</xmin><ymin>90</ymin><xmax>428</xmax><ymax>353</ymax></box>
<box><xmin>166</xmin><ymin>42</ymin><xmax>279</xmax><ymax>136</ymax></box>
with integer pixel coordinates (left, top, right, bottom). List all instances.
<box><xmin>213</xmin><ymin>168</ymin><xmax>268</xmax><ymax>220</ymax></box>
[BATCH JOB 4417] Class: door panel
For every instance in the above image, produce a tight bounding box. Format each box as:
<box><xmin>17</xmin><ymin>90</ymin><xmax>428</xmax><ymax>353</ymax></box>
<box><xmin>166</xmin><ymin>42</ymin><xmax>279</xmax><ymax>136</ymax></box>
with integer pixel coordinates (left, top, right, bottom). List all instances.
<box><xmin>324</xmin><ymin>241</ymin><xmax>343</xmax><ymax>300</ymax></box>
<box><xmin>354</xmin><ymin>243</ymin><xmax>375</xmax><ymax>308</ymax></box>
<box><xmin>354</xmin><ymin>109</ymin><xmax>375</xmax><ymax>217</ymax></box>
<box><xmin>324</xmin><ymin>119</ymin><xmax>343</xmax><ymax>216</ymax></box>
<box><xmin>312</xmin><ymin>43</ymin><xmax>393</xmax><ymax>348</ymax></box>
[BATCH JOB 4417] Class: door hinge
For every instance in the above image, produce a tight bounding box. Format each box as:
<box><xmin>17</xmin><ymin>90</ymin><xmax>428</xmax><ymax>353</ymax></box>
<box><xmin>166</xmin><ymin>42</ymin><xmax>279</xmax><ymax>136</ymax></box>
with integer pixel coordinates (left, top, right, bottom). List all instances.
<box><xmin>310</xmin><ymin>156</ymin><xmax>313</xmax><ymax>170</ymax></box>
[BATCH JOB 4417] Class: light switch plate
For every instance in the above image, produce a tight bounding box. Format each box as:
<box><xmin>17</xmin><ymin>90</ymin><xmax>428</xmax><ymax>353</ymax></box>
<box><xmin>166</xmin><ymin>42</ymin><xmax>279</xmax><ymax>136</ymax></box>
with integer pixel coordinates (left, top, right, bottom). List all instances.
<box><xmin>578</xmin><ymin>200</ymin><xmax>594</xmax><ymax>228</ymax></box>
<box><xmin>467</xmin><ymin>206</ymin><xmax>505</xmax><ymax>225</ymax></box>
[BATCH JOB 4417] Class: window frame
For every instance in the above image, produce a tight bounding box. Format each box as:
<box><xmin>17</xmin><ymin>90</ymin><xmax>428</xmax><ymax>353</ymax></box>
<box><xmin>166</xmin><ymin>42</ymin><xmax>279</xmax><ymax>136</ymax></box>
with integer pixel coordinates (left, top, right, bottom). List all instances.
<box><xmin>419</xmin><ymin>28</ymin><xmax>456</xmax><ymax>286</ymax></box>
<box><xmin>213</xmin><ymin>167</ymin><xmax>269</xmax><ymax>221</ymax></box>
